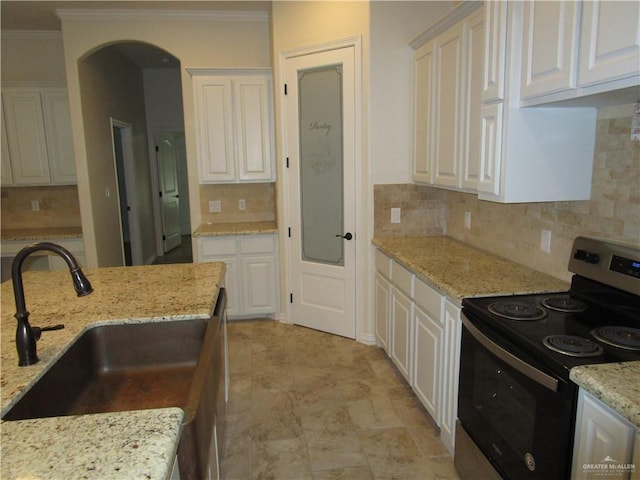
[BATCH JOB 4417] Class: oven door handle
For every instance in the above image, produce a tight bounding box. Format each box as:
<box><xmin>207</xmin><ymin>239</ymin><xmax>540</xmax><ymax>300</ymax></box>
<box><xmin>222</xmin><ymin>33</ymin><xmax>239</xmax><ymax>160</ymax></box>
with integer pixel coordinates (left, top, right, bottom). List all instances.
<box><xmin>461</xmin><ymin>313</ymin><xmax>559</xmax><ymax>392</ymax></box>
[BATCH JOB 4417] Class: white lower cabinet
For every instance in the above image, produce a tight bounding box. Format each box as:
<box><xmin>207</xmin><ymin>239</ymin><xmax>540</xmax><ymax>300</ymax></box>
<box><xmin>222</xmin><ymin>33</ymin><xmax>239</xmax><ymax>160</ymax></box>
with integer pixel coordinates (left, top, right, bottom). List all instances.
<box><xmin>195</xmin><ymin>234</ymin><xmax>278</xmax><ymax>318</ymax></box>
<box><xmin>375</xmin><ymin>272</ymin><xmax>391</xmax><ymax>352</ymax></box>
<box><xmin>413</xmin><ymin>303</ymin><xmax>443</xmax><ymax>423</ymax></box>
<box><xmin>391</xmin><ymin>286</ymin><xmax>413</xmax><ymax>384</ymax></box>
<box><xmin>572</xmin><ymin>389</ymin><xmax>636</xmax><ymax>480</ymax></box>
<box><xmin>375</xmin><ymin>249</ymin><xmax>463</xmax><ymax>455</ymax></box>
<box><xmin>440</xmin><ymin>299</ymin><xmax>462</xmax><ymax>455</ymax></box>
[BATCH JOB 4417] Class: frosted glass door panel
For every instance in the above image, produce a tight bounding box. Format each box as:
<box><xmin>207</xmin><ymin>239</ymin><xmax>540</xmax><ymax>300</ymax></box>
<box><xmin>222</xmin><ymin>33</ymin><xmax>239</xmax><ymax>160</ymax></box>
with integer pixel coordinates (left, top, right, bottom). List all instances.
<box><xmin>298</xmin><ymin>66</ymin><xmax>344</xmax><ymax>266</ymax></box>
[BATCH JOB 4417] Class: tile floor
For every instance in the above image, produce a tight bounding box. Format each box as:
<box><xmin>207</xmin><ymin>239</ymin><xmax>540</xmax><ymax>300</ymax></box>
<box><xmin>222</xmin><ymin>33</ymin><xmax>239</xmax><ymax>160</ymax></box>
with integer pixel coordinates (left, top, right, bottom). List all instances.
<box><xmin>220</xmin><ymin>319</ymin><xmax>460</xmax><ymax>480</ymax></box>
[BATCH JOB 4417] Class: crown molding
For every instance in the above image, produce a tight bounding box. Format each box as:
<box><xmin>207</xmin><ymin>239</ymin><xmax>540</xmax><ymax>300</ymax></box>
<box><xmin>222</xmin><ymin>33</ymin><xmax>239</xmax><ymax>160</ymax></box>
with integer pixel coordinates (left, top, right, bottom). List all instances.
<box><xmin>56</xmin><ymin>9</ymin><xmax>268</xmax><ymax>23</ymax></box>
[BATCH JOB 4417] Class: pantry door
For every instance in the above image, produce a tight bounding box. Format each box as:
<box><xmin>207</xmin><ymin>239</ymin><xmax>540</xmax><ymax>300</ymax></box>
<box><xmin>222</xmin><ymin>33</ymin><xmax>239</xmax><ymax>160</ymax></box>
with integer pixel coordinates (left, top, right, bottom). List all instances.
<box><xmin>284</xmin><ymin>44</ymin><xmax>358</xmax><ymax>339</ymax></box>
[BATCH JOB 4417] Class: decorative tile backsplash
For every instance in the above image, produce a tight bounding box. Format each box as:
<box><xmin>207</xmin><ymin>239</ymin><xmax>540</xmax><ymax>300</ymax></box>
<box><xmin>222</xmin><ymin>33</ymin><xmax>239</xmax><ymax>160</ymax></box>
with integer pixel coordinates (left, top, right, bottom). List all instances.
<box><xmin>375</xmin><ymin>103</ymin><xmax>640</xmax><ymax>282</ymax></box>
<box><xmin>199</xmin><ymin>183</ymin><xmax>276</xmax><ymax>224</ymax></box>
<box><xmin>0</xmin><ymin>186</ymin><xmax>82</xmax><ymax>229</ymax></box>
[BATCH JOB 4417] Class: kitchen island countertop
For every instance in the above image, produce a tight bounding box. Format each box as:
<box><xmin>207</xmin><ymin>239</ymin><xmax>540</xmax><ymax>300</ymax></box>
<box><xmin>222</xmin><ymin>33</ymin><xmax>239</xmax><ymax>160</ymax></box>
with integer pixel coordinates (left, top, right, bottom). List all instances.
<box><xmin>373</xmin><ymin>236</ymin><xmax>569</xmax><ymax>302</ymax></box>
<box><xmin>1</xmin><ymin>262</ymin><xmax>225</xmax><ymax>480</ymax></box>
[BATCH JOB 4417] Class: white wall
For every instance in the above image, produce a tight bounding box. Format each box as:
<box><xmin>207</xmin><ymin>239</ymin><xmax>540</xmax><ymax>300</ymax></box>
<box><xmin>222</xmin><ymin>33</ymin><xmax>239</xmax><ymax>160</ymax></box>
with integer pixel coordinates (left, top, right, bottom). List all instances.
<box><xmin>59</xmin><ymin>10</ymin><xmax>271</xmax><ymax>266</ymax></box>
<box><xmin>370</xmin><ymin>1</ymin><xmax>452</xmax><ymax>184</ymax></box>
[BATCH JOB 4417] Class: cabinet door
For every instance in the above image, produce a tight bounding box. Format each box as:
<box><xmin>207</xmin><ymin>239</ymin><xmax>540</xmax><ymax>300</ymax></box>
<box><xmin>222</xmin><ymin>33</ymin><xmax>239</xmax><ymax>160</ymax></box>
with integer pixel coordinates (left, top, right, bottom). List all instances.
<box><xmin>1</xmin><ymin>100</ymin><xmax>13</xmax><ymax>185</ymax></box>
<box><xmin>520</xmin><ymin>1</ymin><xmax>580</xmax><ymax>99</ymax></box>
<box><xmin>461</xmin><ymin>10</ymin><xmax>484</xmax><ymax>190</ymax></box>
<box><xmin>2</xmin><ymin>90</ymin><xmax>50</xmax><ymax>185</ymax></box>
<box><xmin>413</xmin><ymin>304</ymin><xmax>443</xmax><ymax>424</ymax></box>
<box><xmin>41</xmin><ymin>89</ymin><xmax>76</xmax><ymax>184</ymax></box>
<box><xmin>579</xmin><ymin>0</ymin><xmax>640</xmax><ymax>87</ymax></box>
<box><xmin>483</xmin><ymin>0</ymin><xmax>507</xmax><ymax>102</ymax></box>
<box><xmin>221</xmin><ymin>257</ymin><xmax>240</xmax><ymax>318</ymax></box>
<box><xmin>391</xmin><ymin>286</ymin><xmax>413</xmax><ymax>383</ymax></box>
<box><xmin>194</xmin><ymin>77</ymin><xmax>236</xmax><ymax>182</ymax></box>
<box><xmin>432</xmin><ymin>23</ymin><xmax>464</xmax><ymax>188</ymax></box>
<box><xmin>572</xmin><ymin>390</ymin><xmax>635</xmax><ymax>480</ymax></box>
<box><xmin>478</xmin><ymin>103</ymin><xmax>503</xmax><ymax>196</ymax></box>
<box><xmin>412</xmin><ymin>41</ymin><xmax>434</xmax><ymax>184</ymax></box>
<box><xmin>234</xmin><ymin>77</ymin><xmax>273</xmax><ymax>182</ymax></box>
<box><xmin>240</xmin><ymin>255</ymin><xmax>277</xmax><ymax>315</ymax></box>
<box><xmin>440</xmin><ymin>299</ymin><xmax>462</xmax><ymax>455</ymax></box>
<box><xmin>375</xmin><ymin>272</ymin><xmax>391</xmax><ymax>352</ymax></box>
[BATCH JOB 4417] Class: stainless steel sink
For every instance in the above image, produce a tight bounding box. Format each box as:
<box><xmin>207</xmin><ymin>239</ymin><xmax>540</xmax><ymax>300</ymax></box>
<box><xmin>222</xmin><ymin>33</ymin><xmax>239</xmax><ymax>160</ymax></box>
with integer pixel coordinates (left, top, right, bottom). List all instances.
<box><xmin>3</xmin><ymin>288</ymin><xmax>228</xmax><ymax>480</ymax></box>
<box><xmin>3</xmin><ymin>320</ymin><xmax>207</xmax><ymax>419</ymax></box>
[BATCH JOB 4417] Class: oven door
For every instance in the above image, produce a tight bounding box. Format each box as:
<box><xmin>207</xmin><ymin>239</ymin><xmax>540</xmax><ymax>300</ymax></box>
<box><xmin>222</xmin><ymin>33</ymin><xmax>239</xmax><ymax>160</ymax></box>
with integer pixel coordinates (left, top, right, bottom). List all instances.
<box><xmin>458</xmin><ymin>313</ymin><xmax>577</xmax><ymax>480</ymax></box>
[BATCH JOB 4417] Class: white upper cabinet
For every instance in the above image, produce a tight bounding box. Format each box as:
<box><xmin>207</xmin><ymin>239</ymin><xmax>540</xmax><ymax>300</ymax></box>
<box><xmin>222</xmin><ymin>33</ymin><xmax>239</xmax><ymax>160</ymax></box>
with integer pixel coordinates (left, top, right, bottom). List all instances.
<box><xmin>482</xmin><ymin>0</ymin><xmax>507</xmax><ymax>102</ymax></box>
<box><xmin>478</xmin><ymin>1</ymin><xmax>598</xmax><ymax>203</ymax></box>
<box><xmin>578</xmin><ymin>1</ymin><xmax>640</xmax><ymax>87</ymax></box>
<box><xmin>520</xmin><ymin>1</ymin><xmax>580</xmax><ymax>100</ymax></box>
<box><xmin>519</xmin><ymin>0</ymin><xmax>640</xmax><ymax>106</ymax></box>
<box><xmin>411</xmin><ymin>3</ymin><xmax>484</xmax><ymax>193</ymax></box>
<box><xmin>1</xmin><ymin>87</ymin><xmax>76</xmax><ymax>186</ymax></box>
<box><xmin>191</xmin><ymin>70</ymin><xmax>274</xmax><ymax>184</ymax></box>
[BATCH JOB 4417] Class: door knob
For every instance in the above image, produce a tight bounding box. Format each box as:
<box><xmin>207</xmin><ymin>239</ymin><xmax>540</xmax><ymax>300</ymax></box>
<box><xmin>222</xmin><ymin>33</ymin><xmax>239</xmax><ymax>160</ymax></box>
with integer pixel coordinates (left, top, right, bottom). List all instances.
<box><xmin>336</xmin><ymin>232</ymin><xmax>353</xmax><ymax>240</ymax></box>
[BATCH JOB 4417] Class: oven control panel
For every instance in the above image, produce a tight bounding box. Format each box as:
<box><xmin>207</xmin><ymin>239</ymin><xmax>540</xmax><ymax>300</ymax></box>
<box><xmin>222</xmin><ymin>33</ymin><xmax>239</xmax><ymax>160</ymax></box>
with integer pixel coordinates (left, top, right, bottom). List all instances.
<box><xmin>569</xmin><ymin>237</ymin><xmax>640</xmax><ymax>295</ymax></box>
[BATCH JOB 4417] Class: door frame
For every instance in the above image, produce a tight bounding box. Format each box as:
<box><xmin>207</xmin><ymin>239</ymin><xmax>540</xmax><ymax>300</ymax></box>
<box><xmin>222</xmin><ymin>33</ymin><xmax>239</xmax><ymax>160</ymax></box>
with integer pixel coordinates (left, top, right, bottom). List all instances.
<box><xmin>110</xmin><ymin>118</ymin><xmax>143</xmax><ymax>265</ymax></box>
<box><xmin>278</xmin><ymin>36</ymin><xmax>372</xmax><ymax>343</ymax></box>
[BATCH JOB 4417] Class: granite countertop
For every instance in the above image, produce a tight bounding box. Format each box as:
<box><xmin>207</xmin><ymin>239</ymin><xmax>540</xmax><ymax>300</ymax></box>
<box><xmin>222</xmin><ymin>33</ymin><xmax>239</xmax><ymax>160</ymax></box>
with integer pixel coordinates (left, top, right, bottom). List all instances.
<box><xmin>1</xmin><ymin>226</ymin><xmax>83</xmax><ymax>241</ymax></box>
<box><xmin>570</xmin><ymin>362</ymin><xmax>640</xmax><ymax>428</ymax></box>
<box><xmin>193</xmin><ymin>221</ymin><xmax>277</xmax><ymax>237</ymax></box>
<box><xmin>1</xmin><ymin>262</ymin><xmax>225</xmax><ymax>480</ymax></box>
<box><xmin>373</xmin><ymin>236</ymin><xmax>569</xmax><ymax>302</ymax></box>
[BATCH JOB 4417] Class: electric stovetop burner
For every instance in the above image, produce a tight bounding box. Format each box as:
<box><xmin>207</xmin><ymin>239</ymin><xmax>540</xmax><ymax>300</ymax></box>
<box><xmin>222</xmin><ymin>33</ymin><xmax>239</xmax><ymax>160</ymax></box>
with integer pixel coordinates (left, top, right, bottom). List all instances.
<box><xmin>541</xmin><ymin>295</ymin><xmax>588</xmax><ymax>313</ymax></box>
<box><xmin>591</xmin><ymin>326</ymin><xmax>640</xmax><ymax>352</ymax></box>
<box><xmin>543</xmin><ymin>335</ymin><xmax>604</xmax><ymax>357</ymax></box>
<box><xmin>488</xmin><ymin>301</ymin><xmax>547</xmax><ymax>321</ymax></box>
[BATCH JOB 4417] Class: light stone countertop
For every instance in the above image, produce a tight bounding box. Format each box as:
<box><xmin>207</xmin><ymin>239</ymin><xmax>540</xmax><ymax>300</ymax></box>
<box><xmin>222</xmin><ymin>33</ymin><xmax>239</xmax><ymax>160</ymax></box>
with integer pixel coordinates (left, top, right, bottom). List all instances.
<box><xmin>193</xmin><ymin>221</ymin><xmax>277</xmax><ymax>237</ymax></box>
<box><xmin>570</xmin><ymin>362</ymin><xmax>640</xmax><ymax>428</ymax></box>
<box><xmin>1</xmin><ymin>226</ymin><xmax>83</xmax><ymax>241</ymax></box>
<box><xmin>1</xmin><ymin>262</ymin><xmax>225</xmax><ymax>480</ymax></box>
<box><xmin>373</xmin><ymin>236</ymin><xmax>569</xmax><ymax>302</ymax></box>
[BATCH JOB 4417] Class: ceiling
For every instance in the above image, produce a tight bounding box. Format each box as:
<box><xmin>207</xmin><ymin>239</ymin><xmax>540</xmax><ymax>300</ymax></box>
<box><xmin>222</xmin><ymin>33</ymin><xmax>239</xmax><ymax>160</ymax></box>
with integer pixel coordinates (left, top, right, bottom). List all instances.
<box><xmin>1</xmin><ymin>1</ymin><xmax>271</xmax><ymax>68</ymax></box>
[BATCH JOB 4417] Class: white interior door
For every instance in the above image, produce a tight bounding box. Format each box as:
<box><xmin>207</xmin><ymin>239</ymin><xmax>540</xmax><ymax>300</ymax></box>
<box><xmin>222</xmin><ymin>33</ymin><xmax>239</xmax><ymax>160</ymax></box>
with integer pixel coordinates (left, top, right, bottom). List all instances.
<box><xmin>285</xmin><ymin>46</ymin><xmax>357</xmax><ymax>339</ymax></box>
<box><xmin>156</xmin><ymin>132</ymin><xmax>182</xmax><ymax>252</ymax></box>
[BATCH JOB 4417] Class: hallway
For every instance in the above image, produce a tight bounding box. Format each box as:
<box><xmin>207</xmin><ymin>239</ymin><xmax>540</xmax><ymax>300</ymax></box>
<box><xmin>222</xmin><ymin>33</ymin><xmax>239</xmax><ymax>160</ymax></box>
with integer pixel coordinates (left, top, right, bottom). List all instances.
<box><xmin>152</xmin><ymin>235</ymin><xmax>193</xmax><ymax>264</ymax></box>
<box><xmin>221</xmin><ymin>320</ymin><xmax>459</xmax><ymax>480</ymax></box>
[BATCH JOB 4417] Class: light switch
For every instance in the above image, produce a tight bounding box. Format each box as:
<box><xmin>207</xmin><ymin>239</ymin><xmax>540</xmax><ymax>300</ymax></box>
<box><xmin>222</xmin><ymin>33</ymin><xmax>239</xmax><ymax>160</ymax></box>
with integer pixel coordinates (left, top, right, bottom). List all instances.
<box><xmin>464</xmin><ymin>211</ymin><xmax>471</xmax><ymax>230</ymax></box>
<box><xmin>540</xmin><ymin>229</ymin><xmax>551</xmax><ymax>253</ymax></box>
<box><xmin>239</xmin><ymin>199</ymin><xmax>246</xmax><ymax>211</ymax></box>
<box><xmin>31</xmin><ymin>200</ymin><xmax>40</xmax><ymax>212</ymax></box>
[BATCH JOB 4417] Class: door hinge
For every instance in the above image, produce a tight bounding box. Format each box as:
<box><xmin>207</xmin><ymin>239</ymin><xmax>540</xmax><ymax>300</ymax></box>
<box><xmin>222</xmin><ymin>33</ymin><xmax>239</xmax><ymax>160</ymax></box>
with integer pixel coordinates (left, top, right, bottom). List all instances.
<box><xmin>284</xmin><ymin>83</ymin><xmax>288</xmax><ymax>95</ymax></box>
<box><xmin>290</xmin><ymin>293</ymin><xmax>293</xmax><ymax>304</ymax></box>
<box><xmin>288</xmin><ymin>227</ymin><xmax>291</xmax><ymax>238</ymax></box>
<box><xmin>162</xmin><ymin>235</ymin><xmax>166</xmax><ymax>240</ymax></box>
<box><xmin>286</xmin><ymin>157</ymin><xmax>289</xmax><ymax>168</ymax></box>
<box><xmin>155</xmin><ymin>145</ymin><xmax>159</xmax><ymax>152</ymax></box>
<box><xmin>159</xmin><ymin>191</ymin><xmax>163</xmax><ymax>197</ymax></box>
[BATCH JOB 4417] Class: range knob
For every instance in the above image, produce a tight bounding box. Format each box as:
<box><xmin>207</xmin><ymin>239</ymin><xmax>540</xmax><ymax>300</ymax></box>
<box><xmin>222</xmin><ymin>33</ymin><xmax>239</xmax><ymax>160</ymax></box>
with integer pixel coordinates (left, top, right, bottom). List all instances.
<box><xmin>574</xmin><ymin>249</ymin><xmax>600</xmax><ymax>264</ymax></box>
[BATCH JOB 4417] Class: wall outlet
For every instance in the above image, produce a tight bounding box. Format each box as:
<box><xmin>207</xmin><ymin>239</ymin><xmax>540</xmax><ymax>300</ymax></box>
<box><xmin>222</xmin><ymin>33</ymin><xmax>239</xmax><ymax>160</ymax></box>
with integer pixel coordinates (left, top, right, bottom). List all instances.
<box><xmin>540</xmin><ymin>229</ymin><xmax>552</xmax><ymax>253</ymax></box>
<box><xmin>238</xmin><ymin>199</ymin><xmax>246</xmax><ymax>211</ymax></box>
<box><xmin>390</xmin><ymin>207</ymin><xmax>401</xmax><ymax>224</ymax></box>
<box><xmin>31</xmin><ymin>200</ymin><xmax>40</xmax><ymax>212</ymax></box>
<box><xmin>209</xmin><ymin>200</ymin><xmax>222</xmax><ymax>213</ymax></box>
<box><xmin>464</xmin><ymin>211</ymin><xmax>471</xmax><ymax>230</ymax></box>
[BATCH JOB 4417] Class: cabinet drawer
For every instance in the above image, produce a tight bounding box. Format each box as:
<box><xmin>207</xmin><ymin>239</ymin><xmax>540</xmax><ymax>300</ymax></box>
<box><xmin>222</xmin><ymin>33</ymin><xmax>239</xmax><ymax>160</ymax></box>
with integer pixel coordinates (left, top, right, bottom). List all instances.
<box><xmin>392</xmin><ymin>261</ymin><xmax>414</xmax><ymax>298</ymax></box>
<box><xmin>414</xmin><ymin>278</ymin><xmax>443</xmax><ymax>320</ymax></box>
<box><xmin>239</xmin><ymin>235</ymin><xmax>275</xmax><ymax>254</ymax></box>
<box><xmin>375</xmin><ymin>249</ymin><xmax>392</xmax><ymax>278</ymax></box>
<box><xmin>199</xmin><ymin>238</ymin><xmax>237</xmax><ymax>257</ymax></box>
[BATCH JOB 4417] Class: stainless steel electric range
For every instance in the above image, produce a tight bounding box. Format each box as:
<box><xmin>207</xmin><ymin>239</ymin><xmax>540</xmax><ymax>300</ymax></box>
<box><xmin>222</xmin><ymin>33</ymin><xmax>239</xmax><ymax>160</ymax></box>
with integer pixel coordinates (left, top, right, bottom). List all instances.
<box><xmin>455</xmin><ymin>237</ymin><xmax>640</xmax><ymax>480</ymax></box>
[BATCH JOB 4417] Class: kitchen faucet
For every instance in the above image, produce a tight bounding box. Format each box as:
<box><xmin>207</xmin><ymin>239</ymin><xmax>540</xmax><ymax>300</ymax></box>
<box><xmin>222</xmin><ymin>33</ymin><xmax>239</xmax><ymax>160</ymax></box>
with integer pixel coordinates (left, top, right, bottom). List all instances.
<box><xmin>12</xmin><ymin>242</ymin><xmax>93</xmax><ymax>366</ymax></box>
